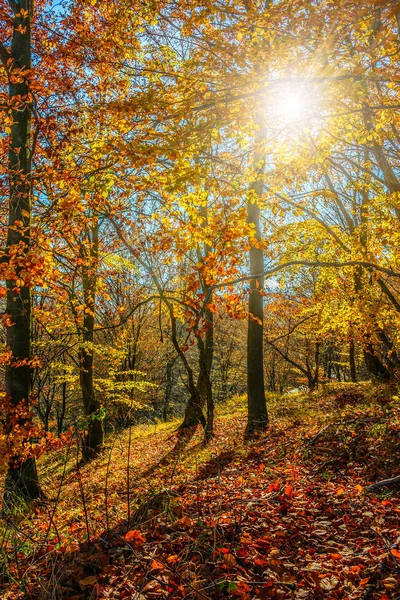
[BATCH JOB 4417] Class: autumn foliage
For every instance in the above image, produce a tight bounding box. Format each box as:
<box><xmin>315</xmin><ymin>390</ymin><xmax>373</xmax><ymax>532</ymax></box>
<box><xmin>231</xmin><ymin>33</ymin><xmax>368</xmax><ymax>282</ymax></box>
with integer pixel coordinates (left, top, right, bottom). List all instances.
<box><xmin>0</xmin><ymin>0</ymin><xmax>400</xmax><ymax>597</ymax></box>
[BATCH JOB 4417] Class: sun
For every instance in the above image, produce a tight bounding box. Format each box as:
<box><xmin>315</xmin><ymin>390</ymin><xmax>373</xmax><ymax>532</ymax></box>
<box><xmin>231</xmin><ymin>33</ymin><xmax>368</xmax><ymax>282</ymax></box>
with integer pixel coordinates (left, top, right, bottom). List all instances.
<box><xmin>279</xmin><ymin>89</ymin><xmax>308</xmax><ymax>122</ymax></box>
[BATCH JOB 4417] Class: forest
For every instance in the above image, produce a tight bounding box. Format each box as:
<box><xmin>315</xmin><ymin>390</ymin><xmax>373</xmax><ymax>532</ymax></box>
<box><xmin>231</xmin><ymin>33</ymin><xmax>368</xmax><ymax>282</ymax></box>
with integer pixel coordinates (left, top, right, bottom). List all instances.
<box><xmin>0</xmin><ymin>0</ymin><xmax>400</xmax><ymax>598</ymax></box>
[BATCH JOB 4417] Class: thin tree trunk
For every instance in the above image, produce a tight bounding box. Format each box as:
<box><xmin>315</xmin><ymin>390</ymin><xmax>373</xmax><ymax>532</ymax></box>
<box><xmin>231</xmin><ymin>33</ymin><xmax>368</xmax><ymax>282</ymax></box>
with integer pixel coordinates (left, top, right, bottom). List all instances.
<box><xmin>4</xmin><ymin>0</ymin><xmax>42</xmax><ymax>502</ymax></box>
<box><xmin>180</xmin><ymin>289</ymin><xmax>214</xmax><ymax>430</ymax></box>
<box><xmin>180</xmin><ymin>189</ymin><xmax>214</xmax><ymax>432</ymax></box>
<box><xmin>57</xmin><ymin>377</ymin><xmax>67</xmax><ymax>436</ymax></box>
<box><xmin>163</xmin><ymin>362</ymin><xmax>173</xmax><ymax>422</ymax></box>
<box><xmin>246</xmin><ymin>123</ymin><xmax>268</xmax><ymax>437</ymax></box>
<box><xmin>349</xmin><ymin>340</ymin><xmax>357</xmax><ymax>382</ymax></box>
<box><xmin>169</xmin><ymin>306</ymin><xmax>206</xmax><ymax>431</ymax></box>
<box><xmin>196</xmin><ymin>313</ymin><xmax>214</xmax><ymax>442</ymax></box>
<box><xmin>79</xmin><ymin>221</ymin><xmax>103</xmax><ymax>460</ymax></box>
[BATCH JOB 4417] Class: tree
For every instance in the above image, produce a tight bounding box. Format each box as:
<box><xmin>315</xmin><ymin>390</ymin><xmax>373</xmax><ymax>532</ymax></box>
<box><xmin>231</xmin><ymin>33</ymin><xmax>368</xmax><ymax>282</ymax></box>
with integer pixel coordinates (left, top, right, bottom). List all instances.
<box><xmin>246</xmin><ymin>121</ymin><xmax>268</xmax><ymax>435</ymax></box>
<box><xmin>1</xmin><ymin>0</ymin><xmax>42</xmax><ymax>501</ymax></box>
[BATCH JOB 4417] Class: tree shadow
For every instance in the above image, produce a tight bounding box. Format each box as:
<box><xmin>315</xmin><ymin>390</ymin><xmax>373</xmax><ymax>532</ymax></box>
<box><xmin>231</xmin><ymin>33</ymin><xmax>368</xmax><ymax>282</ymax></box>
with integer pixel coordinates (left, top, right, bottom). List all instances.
<box><xmin>194</xmin><ymin>449</ymin><xmax>235</xmax><ymax>481</ymax></box>
<box><xmin>139</xmin><ymin>426</ymin><xmax>200</xmax><ymax>480</ymax></box>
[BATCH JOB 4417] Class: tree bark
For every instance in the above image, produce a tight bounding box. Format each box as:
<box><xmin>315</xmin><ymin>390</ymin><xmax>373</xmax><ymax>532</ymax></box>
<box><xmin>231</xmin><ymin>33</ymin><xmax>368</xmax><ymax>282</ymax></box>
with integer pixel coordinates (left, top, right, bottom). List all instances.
<box><xmin>4</xmin><ymin>0</ymin><xmax>42</xmax><ymax>502</ymax></box>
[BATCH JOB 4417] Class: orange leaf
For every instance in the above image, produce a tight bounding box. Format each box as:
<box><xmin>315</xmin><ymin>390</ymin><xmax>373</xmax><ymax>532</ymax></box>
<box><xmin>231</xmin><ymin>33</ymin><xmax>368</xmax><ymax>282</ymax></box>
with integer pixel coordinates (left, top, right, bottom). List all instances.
<box><xmin>150</xmin><ymin>559</ymin><xmax>164</xmax><ymax>571</ymax></box>
<box><xmin>125</xmin><ymin>529</ymin><xmax>145</xmax><ymax>546</ymax></box>
<box><xmin>390</xmin><ymin>548</ymin><xmax>400</xmax><ymax>559</ymax></box>
<box><xmin>284</xmin><ymin>485</ymin><xmax>293</xmax><ymax>498</ymax></box>
<box><xmin>180</xmin><ymin>516</ymin><xmax>192</xmax><ymax>529</ymax></box>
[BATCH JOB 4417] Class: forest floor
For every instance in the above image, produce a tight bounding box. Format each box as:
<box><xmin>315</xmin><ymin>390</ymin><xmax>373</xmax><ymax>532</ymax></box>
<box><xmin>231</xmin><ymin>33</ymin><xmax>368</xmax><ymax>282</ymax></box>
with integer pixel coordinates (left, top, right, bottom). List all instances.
<box><xmin>1</xmin><ymin>382</ymin><xmax>400</xmax><ymax>599</ymax></box>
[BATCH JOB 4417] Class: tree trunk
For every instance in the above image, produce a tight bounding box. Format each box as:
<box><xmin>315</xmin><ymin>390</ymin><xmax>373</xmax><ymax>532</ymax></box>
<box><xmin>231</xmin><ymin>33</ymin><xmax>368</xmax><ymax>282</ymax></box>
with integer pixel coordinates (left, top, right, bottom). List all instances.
<box><xmin>79</xmin><ymin>221</ymin><xmax>104</xmax><ymax>460</ymax></box>
<box><xmin>180</xmin><ymin>289</ymin><xmax>214</xmax><ymax>430</ymax></box>
<box><xmin>349</xmin><ymin>340</ymin><xmax>357</xmax><ymax>382</ymax></box>
<box><xmin>354</xmin><ymin>268</ymin><xmax>391</xmax><ymax>381</ymax></box>
<box><xmin>180</xmin><ymin>184</ymin><xmax>215</xmax><ymax>431</ymax></box>
<box><xmin>57</xmin><ymin>377</ymin><xmax>67</xmax><ymax>435</ymax></box>
<box><xmin>179</xmin><ymin>372</ymin><xmax>206</xmax><ymax>428</ymax></box>
<box><xmin>363</xmin><ymin>342</ymin><xmax>391</xmax><ymax>381</ymax></box>
<box><xmin>170</xmin><ymin>307</ymin><xmax>206</xmax><ymax>431</ymax></box>
<box><xmin>196</xmin><ymin>311</ymin><xmax>214</xmax><ymax>442</ymax></box>
<box><xmin>307</xmin><ymin>375</ymin><xmax>317</xmax><ymax>391</ymax></box>
<box><xmin>245</xmin><ymin>125</ymin><xmax>268</xmax><ymax>437</ymax></box>
<box><xmin>3</xmin><ymin>0</ymin><xmax>42</xmax><ymax>503</ymax></box>
<box><xmin>163</xmin><ymin>359</ymin><xmax>174</xmax><ymax>422</ymax></box>
<box><xmin>201</xmin><ymin>295</ymin><xmax>214</xmax><ymax>439</ymax></box>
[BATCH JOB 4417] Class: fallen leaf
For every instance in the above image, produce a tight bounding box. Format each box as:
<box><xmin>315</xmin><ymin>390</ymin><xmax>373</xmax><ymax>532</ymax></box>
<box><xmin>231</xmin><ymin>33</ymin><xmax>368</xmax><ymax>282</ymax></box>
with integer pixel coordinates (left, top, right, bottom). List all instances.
<box><xmin>223</xmin><ymin>553</ymin><xmax>236</xmax><ymax>567</ymax></box>
<box><xmin>125</xmin><ymin>529</ymin><xmax>146</xmax><ymax>546</ymax></box>
<box><xmin>79</xmin><ymin>575</ymin><xmax>97</xmax><ymax>587</ymax></box>
<box><xmin>285</xmin><ymin>485</ymin><xmax>293</xmax><ymax>498</ymax></box>
<box><xmin>320</xmin><ymin>575</ymin><xmax>339</xmax><ymax>591</ymax></box>
<box><xmin>150</xmin><ymin>559</ymin><xmax>164</xmax><ymax>571</ymax></box>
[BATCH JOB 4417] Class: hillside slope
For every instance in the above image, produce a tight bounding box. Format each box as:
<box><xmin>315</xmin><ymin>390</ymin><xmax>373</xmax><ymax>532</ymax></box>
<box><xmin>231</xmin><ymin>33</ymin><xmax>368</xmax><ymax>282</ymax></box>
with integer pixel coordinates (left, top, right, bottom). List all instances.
<box><xmin>1</xmin><ymin>383</ymin><xmax>400</xmax><ymax>599</ymax></box>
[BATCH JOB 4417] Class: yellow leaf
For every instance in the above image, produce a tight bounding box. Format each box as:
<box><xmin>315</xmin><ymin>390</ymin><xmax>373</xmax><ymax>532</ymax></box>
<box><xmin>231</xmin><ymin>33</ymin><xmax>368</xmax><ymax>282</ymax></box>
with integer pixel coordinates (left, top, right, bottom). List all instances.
<box><xmin>223</xmin><ymin>553</ymin><xmax>236</xmax><ymax>567</ymax></box>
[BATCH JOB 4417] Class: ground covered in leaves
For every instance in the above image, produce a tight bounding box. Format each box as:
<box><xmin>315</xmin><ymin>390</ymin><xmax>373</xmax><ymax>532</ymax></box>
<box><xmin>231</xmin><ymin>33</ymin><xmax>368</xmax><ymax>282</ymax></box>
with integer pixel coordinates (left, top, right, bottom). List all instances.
<box><xmin>1</xmin><ymin>382</ymin><xmax>400</xmax><ymax>599</ymax></box>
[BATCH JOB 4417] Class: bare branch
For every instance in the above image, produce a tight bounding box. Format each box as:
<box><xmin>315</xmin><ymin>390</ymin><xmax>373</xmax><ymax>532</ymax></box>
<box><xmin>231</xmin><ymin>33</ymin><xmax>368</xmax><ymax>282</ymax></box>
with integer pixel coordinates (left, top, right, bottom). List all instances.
<box><xmin>0</xmin><ymin>41</ymin><xmax>10</xmax><ymax>67</ymax></box>
<box><xmin>7</xmin><ymin>1</ymin><xmax>19</xmax><ymax>14</ymax></box>
<box><xmin>268</xmin><ymin>315</ymin><xmax>315</xmax><ymax>344</ymax></box>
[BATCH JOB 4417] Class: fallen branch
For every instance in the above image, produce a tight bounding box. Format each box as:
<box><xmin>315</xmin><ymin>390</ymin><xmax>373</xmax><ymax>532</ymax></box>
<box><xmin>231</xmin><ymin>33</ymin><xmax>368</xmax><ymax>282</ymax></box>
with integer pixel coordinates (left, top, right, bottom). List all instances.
<box><xmin>366</xmin><ymin>474</ymin><xmax>400</xmax><ymax>492</ymax></box>
<box><xmin>308</xmin><ymin>423</ymin><xmax>335</xmax><ymax>445</ymax></box>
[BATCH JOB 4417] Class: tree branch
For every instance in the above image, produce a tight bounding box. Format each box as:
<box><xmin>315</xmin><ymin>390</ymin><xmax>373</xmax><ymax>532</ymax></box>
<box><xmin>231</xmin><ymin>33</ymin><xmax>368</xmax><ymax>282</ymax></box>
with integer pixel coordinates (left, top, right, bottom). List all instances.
<box><xmin>210</xmin><ymin>260</ymin><xmax>400</xmax><ymax>293</ymax></box>
<box><xmin>264</xmin><ymin>337</ymin><xmax>309</xmax><ymax>378</ymax></box>
<box><xmin>8</xmin><ymin>0</ymin><xmax>19</xmax><ymax>14</ymax></box>
<box><xmin>0</xmin><ymin>41</ymin><xmax>10</xmax><ymax>67</ymax></box>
